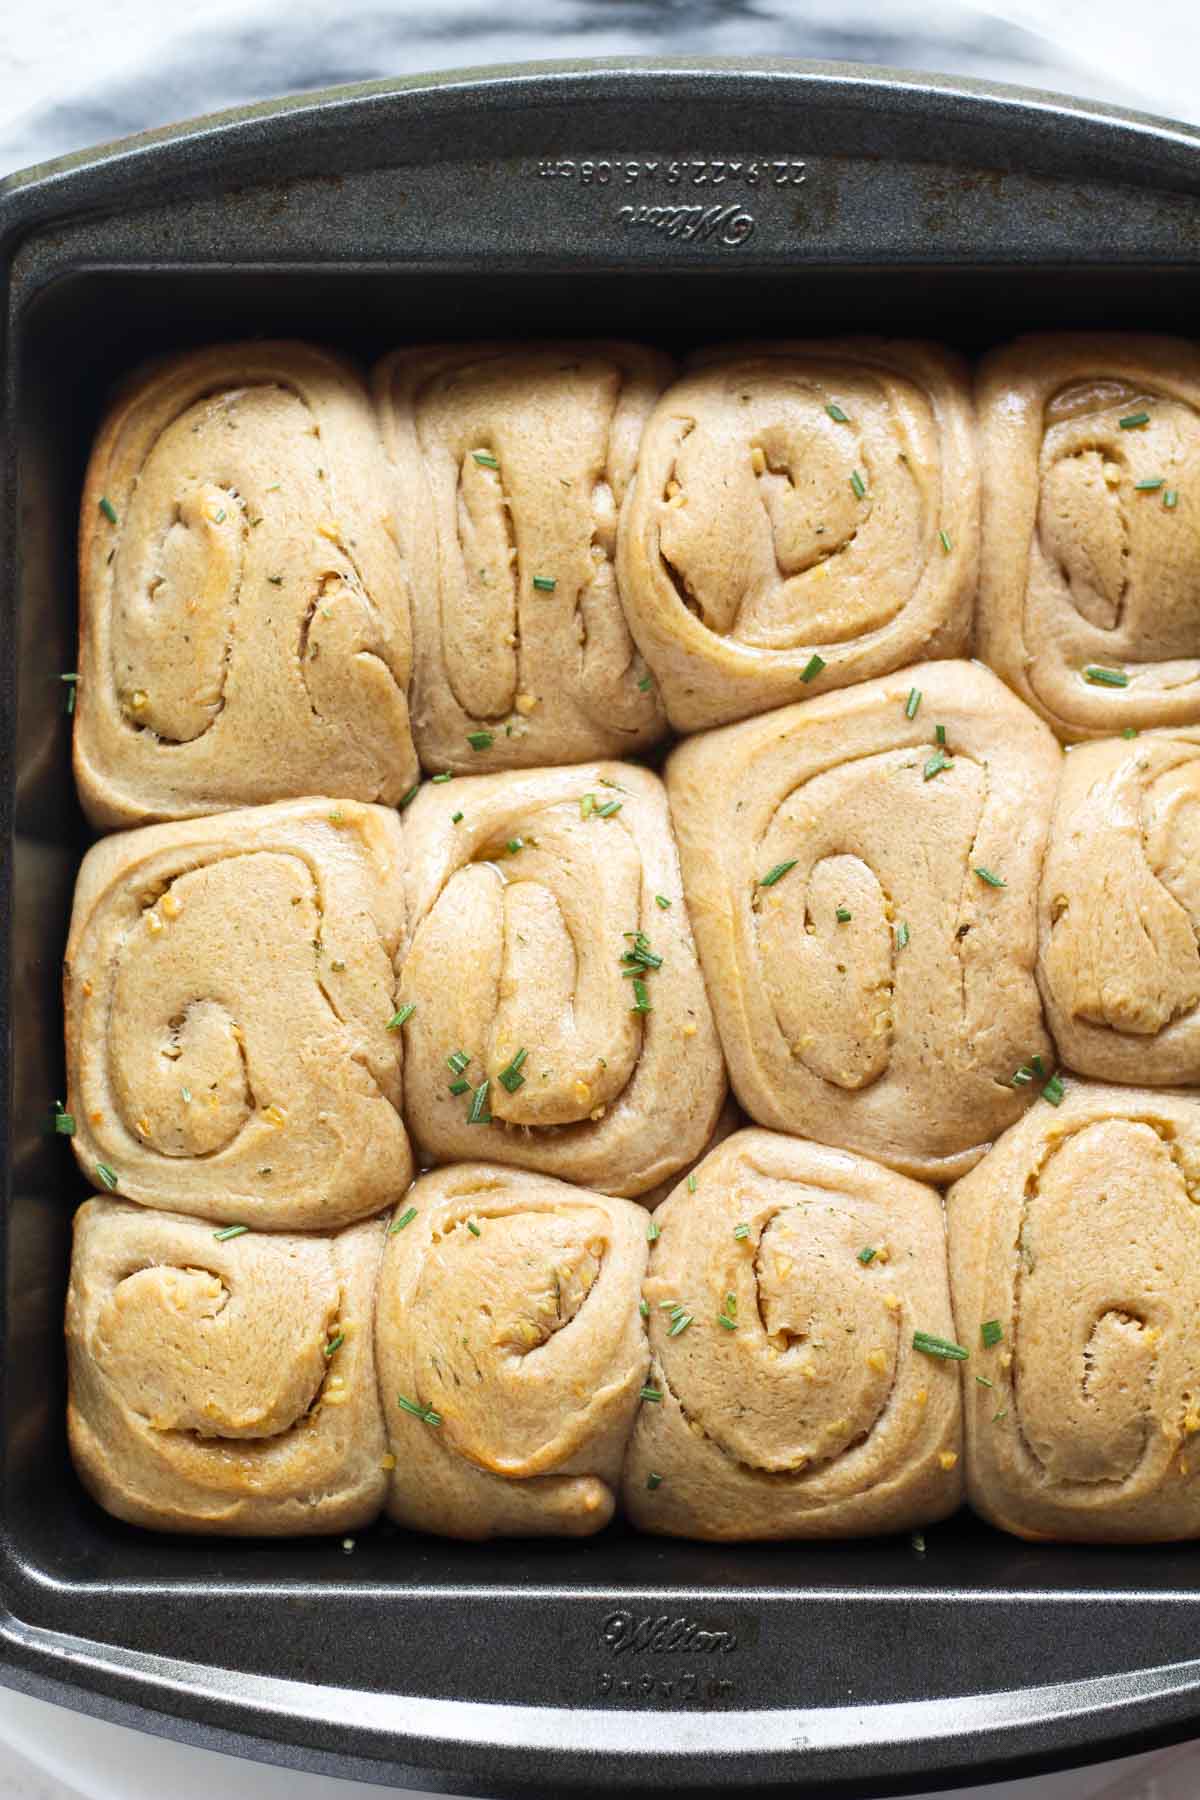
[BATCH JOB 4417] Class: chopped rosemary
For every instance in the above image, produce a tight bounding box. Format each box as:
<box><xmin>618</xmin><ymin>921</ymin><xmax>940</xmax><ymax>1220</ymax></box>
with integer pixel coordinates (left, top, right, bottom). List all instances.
<box><xmin>716</xmin><ymin>1312</ymin><xmax>737</xmax><ymax>1331</ymax></box>
<box><xmin>594</xmin><ymin>799</ymin><xmax>623</xmax><ymax>818</ymax></box>
<box><xmin>214</xmin><ymin>1224</ymin><xmax>249</xmax><ymax>1240</ymax></box>
<box><xmin>759</xmin><ymin>860</ymin><xmax>797</xmax><ymax>888</ymax></box>
<box><xmin>913</xmin><ymin>1330</ymin><xmax>969</xmax><ymax>1361</ymax></box>
<box><xmin>386</xmin><ymin>1003</ymin><xmax>416</xmax><ymax>1032</ymax></box>
<box><xmin>631</xmin><ymin>977</ymin><xmax>652</xmax><ymax>1014</ymax></box>
<box><xmin>467</xmin><ymin>1219</ymin><xmax>481</xmax><ymax>1237</ymax></box>
<box><xmin>646</xmin><ymin>1471</ymin><xmax>664</xmax><ymax>1489</ymax></box>
<box><xmin>506</xmin><ymin>838</ymin><xmax>524</xmax><ymax>855</ymax></box>
<box><xmin>1030</xmin><ymin>1054</ymin><xmax>1046</xmax><ymax>1078</ymax></box>
<box><xmin>447</xmin><ymin>1050</ymin><xmax>471</xmax><ymax>1076</ymax></box>
<box><xmin>895</xmin><ymin>921</ymin><xmax>910</xmax><ymax>949</ymax></box>
<box><xmin>981</xmin><ymin>1319</ymin><xmax>1003</xmax><ymax>1348</ymax></box>
<box><xmin>923</xmin><ymin>749</ymin><xmax>952</xmax><ymax>780</ymax></box>
<box><xmin>801</xmin><ymin>653</ymin><xmax>826</xmax><ymax>683</ymax></box>
<box><xmin>432</xmin><ymin>772</ymin><xmax>453</xmax><ymax>784</ymax></box>
<box><xmin>639</xmin><ymin>1385</ymin><xmax>663</xmax><ymax>1403</ymax></box>
<box><xmin>993</xmin><ymin>1407</ymin><xmax>1008</xmax><ymax>1423</ymax></box>
<box><xmin>1083</xmin><ymin>665</ymin><xmax>1129</xmax><ymax>687</ymax></box>
<box><xmin>1121</xmin><ymin>728</ymin><xmax>1139</xmax><ymax>739</ymax></box>
<box><xmin>975</xmin><ymin>1374</ymin><xmax>994</xmax><ymax>1389</ymax></box>
<box><xmin>398</xmin><ymin>783</ymin><xmax>420</xmax><ymax>811</ymax></box>
<box><xmin>638</xmin><ymin>674</ymin><xmax>654</xmax><ymax>691</ymax></box>
<box><xmin>532</xmin><ymin>575</ymin><xmax>557</xmax><ymax>592</ymax></box>
<box><xmin>939</xmin><ymin>529</ymin><xmax>952</xmax><ymax>554</ymax></box>
<box><xmin>639</xmin><ymin>1299</ymin><xmax>650</xmax><ymax>1318</ymax></box>
<box><xmin>733</xmin><ymin>1222</ymin><xmax>750</xmax><ymax>1240</ymax></box>
<box><xmin>935</xmin><ymin>723</ymin><xmax>946</xmax><ymax>745</ymax></box>
<box><xmin>389</xmin><ymin>1206</ymin><xmax>418</xmax><ymax>1234</ymax></box>
<box><xmin>580</xmin><ymin>793</ymin><xmax>596</xmax><ymax>819</ymax></box>
<box><xmin>1134</xmin><ymin>476</ymin><xmax>1165</xmax><ymax>491</ymax></box>
<box><xmin>449</xmin><ymin>1079</ymin><xmax>470</xmax><ymax>1096</ymax></box>
<box><xmin>98</xmin><ymin>496</ymin><xmax>118</xmax><ymax>524</ymax></box>
<box><xmin>850</xmin><ymin>469</ymin><xmax>867</xmax><ymax>499</ymax></box>
<box><xmin>1041</xmin><ymin>1073</ymin><xmax>1065</xmax><ymax>1106</ymax></box>
<box><xmin>655</xmin><ymin>894</ymin><xmax>672</xmax><ymax>909</ymax></box>
<box><xmin>397</xmin><ymin>1395</ymin><xmax>441</xmax><ymax>1425</ymax></box>
<box><xmin>905</xmin><ymin>687</ymin><xmax>922</xmax><ymax>720</ymax></box>
<box><xmin>498</xmin><ymin>1048</ymin><xmax>528</xmax><ymax>1093</ymax></box>
<box><xmin>835</xmin><ymin>906</ymin><xmax>852</xmax><ymax>923</ymax></box>
<box><xmin>324</xmin><ymin>1332</ymin><xmax>345</xmax><ymax>1358</ymax></box>
<box><xmin>621</xmin><ymin>932</ymin><xmax>663</xmax><ymax>972</ymax></box>
<box><xmin>687</xmin><ymin>1173</ymin><xmax>697</xmax><ymax>1194</ymax></box>
<box><xmin>472</xmin><ymin>450</ymin><xmax>499</xmax><ymax>469</ymax></box>
<box><xmin>858</xmin><ymin>1247</ymin><xmax>877</xmax><ymax>1265</ymax></box>
<box><xmin>1011</xmin><ymin>1066</ymin><xmax>1034</xmax><ymax>1086</ymax></box>
<box><xmin>95</xmin><ymin>1163</ymin><xmax>118</xmax><ymax>1192</ymax></box>
<box><xmin>451</xmin><ymin>811</ymin><xmax>464</xmax><ymax>823</ymax></box>
<box><xmin>467</xmin><ymin>1080</ymin><xmax>491</xmax><ymax>1125</ymax></box>
<box><xmin>826</xmin><ymin>401</ymin><xmax>850</xmax><ymax>422</ymax></box>
<box><xmin>974</xmin><ymin>866</ymin><xmax>1005</xmax><ymax>888</ymax></box>
<box><xmin>647</xmin><ymin>1219</ymin><xmax>660</xmax><ymax>1243</ymax></box>
<box><xmin>1119</xmin><ymin>411</ymin><xmax>1150</xmax><ymax>428</ymax></box>
<box><xmin>1165</xmin><ymin>489</ymin><xmax>1180</xmax><ymax>509</ymax></box>
<box><xmin>61</xmin><ymin>673</ymin><xmax>79</xmax><ymax>715</ymax></box>
<box><xmin>53</xmin><ymin>1102</ymin><xmax>75</xmax><ymax>1136</ymax></box>
<box><xmin>466</xmin><ymin>730</ymin><xmax>494</xmax><ymax>750</ymax></box>
<box><xmin>668</xmin><ymin>1311</ymin><xmax>693</xmax><ymax>1336</ymax></box>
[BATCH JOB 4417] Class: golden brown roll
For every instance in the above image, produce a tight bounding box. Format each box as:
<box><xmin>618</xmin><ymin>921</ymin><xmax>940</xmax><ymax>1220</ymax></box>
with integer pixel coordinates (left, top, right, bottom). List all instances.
<box><xmin>623</xmin><ymin>1128</ymin><xmax>963</xmax><ymax>1540</ymax></box>
<box><xmin>373</xmin><ymin>342</ymin><xmax>668</xmax><ymax>771</ymax></box>
<box><xmin>977</xmin><ymin>334</ymin><xmax>1200</xmax><ymax>741</ymax></box>
<box><xmin>64</xmin><ymin>798</ymin><xmax>412</xmax><ymax>1228</ymax></box>
<box><xmin>66</xmin><ymin>1199</ymin><xmax>388</xmax><ymax>1534</ymax></box>
<box><xmin>375</xmin><ymin>1164</ymin><xmax>649</xmax><ymax>1538</ymax></box>
<box><xmin>666</xmin><ymin>661</ymin><xmax>1060</xmax><ymax>1182</ymax></box>
<box><xmin>1038</xmin><ymin>730</ymin><xmax>1200</xmax><ymax>1084</ymax></box>
<box><xmin>616</xmin><ymin>339</ymin><xmax>977</xmax><ymax>731</ymax></box>
<box><xmin>947</xmin><ymin>1081</ymin><xmax>1200</xmax><ymax>1542</ymax></box>
<box><xmin>399</xmin><ymin>761</ymin><xmax>726</xmax><ymax>1196</ymax></box>
<box><xmin>75</xmin><ymin>341</ymin><xmax>417</xmax><ymax>828</ymax></box>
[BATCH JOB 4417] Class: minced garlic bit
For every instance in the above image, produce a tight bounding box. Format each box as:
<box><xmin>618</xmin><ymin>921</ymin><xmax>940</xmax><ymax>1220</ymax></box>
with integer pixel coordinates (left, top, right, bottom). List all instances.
<box><xmin>160</xmin><ymin>891</ymin><xmax>182</xmax><ymax>919</ymax></box>
<box><xmin>883</xmin><ymin>1293</ymin><xmax>902</xmax><ymax>1313</ymax></box>
<box><xmin>128</xmin><ymin>689</ymin><xmax>148</xmax><ymax>712</ymax></box>
<box><xmin>681</xmin><ymin>1022</ymin><xmax>697</xmax><ymax>1038</ymax></box>
<box><xmin>874</xmin><ymin>1245</ymin><xmax>891</xmax><ymax>1265</ymax></box>
<box><xmin>750</xmin><ymin>445</ymin><xmax>767</xmax><ymax>475</ymax></box>
<box><xmin>262</xmin><ymin>1103</ymin><xmax>288</xmax><ymax>1128</ymax></box>
<box><xmin>938</xmin><ymin>1450</ymin><xmax>959</xmax><ymax>1471</ymax></box>
<box><xmin>589</xmin><ymin>1105</ymin><xmax>606</xmax><ymax>1122</ymax></box>
<box><xmin>515</xmin><ymin>693</ymin><xmax>538</xmax><ymax>716</ymax></box>
<box><xmin>145</xmin><ymin>909</ymin><xmax>163</xmax><ymax>936</ymax></box>
<box><xmin>381</xmin><ymin>1453</ymin><xmax>397</xmax><ymax>1471</ymax></box>
<box><xmin>773</xmin><ymin>1255</ymin><xmax>793</xmax><ymax>1280</ymax></box>
<box><xmin>573</xmin><ymin>1080</ymin><xmax>591</xmax><ymax>1106</ymax></box>
<box><xmin>1184</xmin><ymin>1412</ymin><xmax>1200</xmax><ymax>1435</ymax></box>
<box><xmin>135</xmin><ymin>1115</ymin><xmax>151</xmax><ymax>1137</ymax></box>
<box><xmin>666</xmin><ymin>478</ymin><xmax>682</xmax><ymax>498</ymax></box>
<box><xmin>915</xmin><ymin>1387</ymin><xmax>928</xmax><ymax>1407</ymax></box>
<box><xmin>316</xmin><ymin>521</ymin><xmax>341</xmax><ymax>542</ymax></box>
<box><xmin>866</xmin><ymin>1349</ymin><xmax>888</xmax><ymax>1374</ymax></box>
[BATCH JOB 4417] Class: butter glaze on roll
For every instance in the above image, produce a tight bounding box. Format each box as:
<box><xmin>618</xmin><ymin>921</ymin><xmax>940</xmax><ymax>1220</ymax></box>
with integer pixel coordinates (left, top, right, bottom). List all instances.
<box><xmin>623</xmin><ymin>1128</ymin><xmax>962</xmax><ymax>1540</ymax></box>
<box><xmin>1038</xmin><ymin>730</ymin><xmax>1200</xmax><ymax>1084</ymax></box>
<box><xmin>373</xmin><ymin>342</ymin><xmax>669</xmax><ymax>771</ymax></box>
<box><xmin>66</xmin><ymin>1200</ymin><xmax>388</xmax><ymax>1534</ymax></box>
<box><xmin>399</xmin><ymin>762</ymin><xmax>726</xmax><ymax>1196</ymax></box>
<box><xmin>376</xmin><ymin>1164</ymin><xmax>649</xmax><ymax>1538</ymax></box>
<box><xmin>616</xmin><ymin>339</ymin><xmax>978</xmax><ymax>731</ymax></box>
<box><xmin>667</xmin><ymin>662</ymin><xmax>1060</xmax><ymax>1181</ymax></box>
<box><xmin>64</xmin><ymin>799</ymin><xmax>412</xmax><ymax>1228</ymax></box>
<box><xmin>977</xmin><ymin>334</ymin><xmax>1200</xmax><ymax>741</ymax></box>
<box><xmin>948</xmin><ymin>1081</ymin><xmax>1200</xmax><ymax>1542</ymax></box>
<box><xmin>75</xmin><ymin>341</ymin><xmax>417</xmax><ymax>827</ymax></box>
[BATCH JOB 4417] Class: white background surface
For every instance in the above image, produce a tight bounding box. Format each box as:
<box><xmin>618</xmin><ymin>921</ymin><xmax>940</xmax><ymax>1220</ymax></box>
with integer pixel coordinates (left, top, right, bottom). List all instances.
<box><xmin>3</xmin><ymin>0</ymin><xmax>1200</xmax><ymax>1795</ymax></box>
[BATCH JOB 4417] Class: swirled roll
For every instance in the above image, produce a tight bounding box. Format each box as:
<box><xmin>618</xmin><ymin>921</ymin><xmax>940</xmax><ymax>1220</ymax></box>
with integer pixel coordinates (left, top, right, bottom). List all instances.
<box><xmin>376</xmin><ymin>1164</ymin><xmax>649</xmax><ymax>1538</ymax></box>
<box><xmin>373</xmin><ymin>343</ymin><xmax>668</xmax><ymax>770</ymax></box>
<box><xmin>399</xmin><ymin>762</ymin><xmax>726</xmax><ymax>1196</ymax></box>
<box><xmin>64</xmin><ymin>798</ymin><xmax>412</xmax><ymax>1228</ymax></box>
<box><xmin>66</xmin><ymin>1200</ymin><xmax>387</xmax><ymax>1534</ymax></box>
<box><xmin>977</xmin><ymin>334</ymin><xmax>1200</xmax><ymax>741</ymax></box>
<box><xmin>76</xmin><ymin>341</ymin><xmax>417</xmax><ymax>827</ymax></box>
<box><xmin>947</xmin><ymin>1081</ymin><xmax>1200</xmax><ymax>1542</ymax></box>
<box><xmin>616</xmin><ymin>340</ymin><xmax>977</xmax><ymax>731</ymax></box>
<box><xmin>1038</xmin><ymin>730</ymin><xmax>1200</xmax><ymax>1084</ymax></box>
<box><xmin>623</xmin><ymin>1128</ymin><xmax>962</xmax><ymax>1540</ymax></box>
<box><xmin>667</xmin><ymin>661</ymin><xmax>1060</xmax><ymax>1181</ymax></box>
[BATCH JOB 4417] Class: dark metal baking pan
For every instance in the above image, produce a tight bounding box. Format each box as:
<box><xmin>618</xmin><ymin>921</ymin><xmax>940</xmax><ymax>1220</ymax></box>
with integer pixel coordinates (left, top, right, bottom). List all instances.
<box><xmin>4</xmin><ymin>56</ymin><xmax>1200</xmax><ymax>1800</ymax></box>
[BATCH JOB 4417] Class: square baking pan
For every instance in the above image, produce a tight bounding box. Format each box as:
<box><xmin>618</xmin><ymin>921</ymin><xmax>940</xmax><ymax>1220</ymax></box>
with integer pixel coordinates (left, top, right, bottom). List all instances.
<box><xmin>3</xmin><ymin>56</ymin><xmax>1200</xmax><ymax>1800</ymax></box>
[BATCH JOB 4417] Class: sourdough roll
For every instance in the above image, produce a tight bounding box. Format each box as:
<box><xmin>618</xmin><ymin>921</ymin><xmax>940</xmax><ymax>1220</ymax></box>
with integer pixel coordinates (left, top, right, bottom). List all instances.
<box><xmin>623</xmin><ymin>1128</ymin><xmax>962</xmax><ymax>1540</ymax></box>
<box><xmin>617</xmin><ymin>339</ymin><xmax>977</xmax><ymax>731</ymax></box>
<box><xmin>64</xmin><ymin>799</ymin><xmax>412</xmax><ymax>1228</ymax></box>
<box><xmin>376</xmin><ymin>1165</ymin><xmax>649</xmax><ymax>1538</ymax></box>
<box><xmin>76</xmin><ymin>341</ymin><xmax>417</xmax><ymax>827</ymax></box>
<box><xmin>948</xmin><ymin>1081</ymin><xmax>1200</xmax><ymax>1542</ymax></box>
<box><xmin>399</xmin><ymin>762</ymin><xmax>726</xmax><ymax>1196</ymax></box>
<box><xmin>977</xmin><ymin>334</ymin><xmax>1200</xmax><ymax>740</ymax></box>
<box><xmin>666</xmin><ymin>662</ymin><xmax>1060</xmax><ymax>1182</ymax></box>
<box><xmin>1039</xmin><ymin>730</ymin><xmax>1200</xmax><ymax>1083</ymax></box>
<box><xmin>67</xmin><ymin>1200</ymin><xmax>387</xmax><ymax>1534</ymax></box>
<box><xmin>373</xmin><ymin>342</ymin><xmax>668</xmax><ymax>771</ymax></box>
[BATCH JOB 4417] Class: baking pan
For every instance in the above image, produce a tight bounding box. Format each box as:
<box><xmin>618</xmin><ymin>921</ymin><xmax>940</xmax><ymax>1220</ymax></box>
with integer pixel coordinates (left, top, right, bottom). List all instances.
<box><xmin>4</xmin><ymin>56</ymin><xmax>1200</xmax><ymax>1800</ymax></box>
